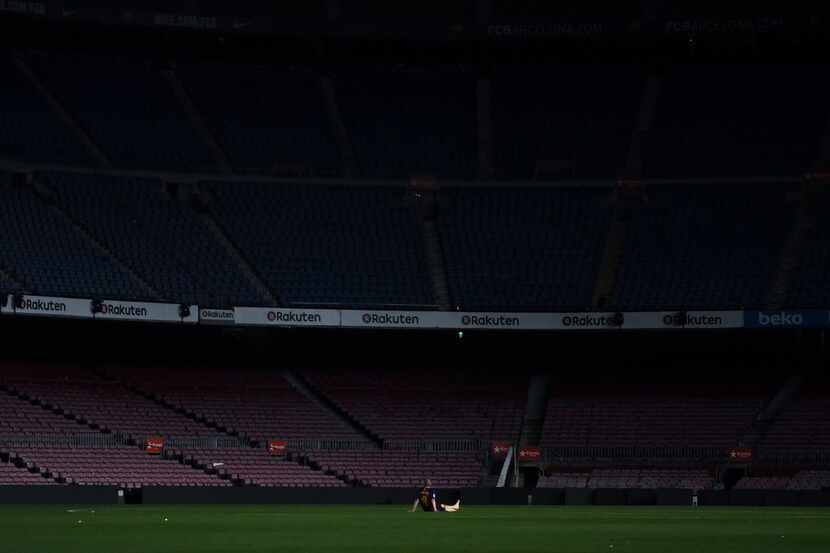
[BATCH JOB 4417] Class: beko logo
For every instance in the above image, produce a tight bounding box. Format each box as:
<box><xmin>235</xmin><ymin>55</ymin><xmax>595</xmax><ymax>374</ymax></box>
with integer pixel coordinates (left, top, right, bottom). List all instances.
<box><xmin>461</xmin><ymin>315</ymin><xmax>520</xmax><ymax>327</ymax></box>
<box><xmin>266</xmin><ymin>311</ymin><xmax>322</xmax><ymax>323</ymax></box>
<box><xmin>757</xmin><ymin>313</ymin><xmax>803</xmax><ymax>326</ymax></box>
<box><xmin>361</xmin><ymin>313</ymin><xmax>420</xmax><ymax>325</ymax></box>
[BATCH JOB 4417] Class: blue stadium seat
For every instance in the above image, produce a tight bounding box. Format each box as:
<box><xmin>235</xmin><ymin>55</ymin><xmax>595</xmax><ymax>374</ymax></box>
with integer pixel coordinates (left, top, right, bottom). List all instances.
<box><xmin>612</xmin><ymin>184</ymin><xmax>794</xmax><ymax>310</ymax></box>
<box><xmin>208</xmin><ymin>181</ymin><xmax>434</xmax><ymax>307</ymax></box>
<box><xmin>786</xmin><ymin>208</ymin><xmax>830</xmax><ymax>308</ymax></box>
<box><xmin>438</xmin><ymin>187</ymin><xmax>612</xmax><ymax>310</ymax></box>
<box><xmin>43</xmin><ymin>172</ymin><xmax>263</xmax><ymax>307</ymax></box>
<box><xmin>0</xmin><ymin>181</ymin><xmax>143</xmax><ymax>299</ymax></box>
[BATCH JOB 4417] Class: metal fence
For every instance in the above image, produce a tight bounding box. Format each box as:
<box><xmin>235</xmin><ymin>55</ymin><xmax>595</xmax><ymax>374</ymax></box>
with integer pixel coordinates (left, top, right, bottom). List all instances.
<box><xmin>0</xmin><ymin>433</ymin><xmax>129</xmax><ymax>448</ymax></box>
<box><xmin>0</xmin><ymin>434</ymin><xmax>248</xmax><ymax>450</ymax></box>
<box><xmin>163</xmin><ymin>436</ymin><xmax>250</xmax><ymax>449</ymax></box>
<box><xmin>382</xmin><ymin>439</ymin><xmax>485</xmax><ymax>452</ymax></box>
<box><xmin>543</xmin><ymin>446</ymin><xmax>726</xmax><ymax>462</ymax></box>
<box><xmin>753</xmin><ymin>450</ymin><xmax>830</xmax><ymax>466</ymax></box>
<box><xmin>283</xmin><ymin>439</ymin><xmax>486</xmax><ymax>452</ymax></box>
<box><xmin>0</xmin><ymin>435</ymin><xmax>484</xmax><ymax>452</ymax></box>
<box><xmin>286</xmin><ymin>439</ymin><xmax>376</xmax><ymax>451</ymax></box>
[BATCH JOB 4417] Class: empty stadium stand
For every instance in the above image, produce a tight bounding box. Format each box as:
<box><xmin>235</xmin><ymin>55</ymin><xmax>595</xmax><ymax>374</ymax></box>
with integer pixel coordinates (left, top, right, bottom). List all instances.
<box><xmin>9</xmin><ymin>446</ymin><xmax>229</xmax><ymax>487</ymax></box>
<box><xmin>611</xmin><ymin>184</ymin><xmax>794</xmax><ymax>310</ymax></box>
<box><xmin>207</xmin><ymin>181</ymin><xmax>434</xmax><ymax>307</ymax></box>
<box><xmin>0</xmin><ymin>388</ymin><xmax>88</xmax><ymax>436</ymax></box>
<box><xmin>0</xmin><ymin>180</ymin><xmax>145</xmax><ymax>300</ymax></box>
<box><xmin>42</xmin><ymin>171</ymin><xmax>263</xmax><ymax>307</ymax></box>
<box><xmin>110</xmin><ymin>367</ymin><xmax>369</xmax><ymax>445</ymax></box>
<box><xmin>756</xmin><ymin>382</ymin><xmax>830</xmax><ymax>461</ymax></box>
<box><xmin>304</xmin><ymin>369</ymin><xmax>526</xmax><ymax>444</ymax></box>
<box><xmin>540</xmin><ymin>383</ymin><xmax>766</xmax><ymax>452</ymax></box>
<box><xmin>174</xmin><ymin>447</ymin><xmax>345</xmax><ymax>487</ymax></box>
<box><xmin>0</xmin><ymin>360</ymin><xmax>827</xmax><ymax>491</ymax></box>
<box><xmin>0</xmin><ymin>273</ymin><xmax>20</xmax><ymax>295</ymax></box>
<box><xmin>309</xmin><ymin>450</ymin><xmax>482</xmax><ymax>488</ymax></box>
<box><xmin>0</xmin><ymin>458</ymin><xmax>55</xmax><ymax>486</ymax></box>
<box><xmin>1</xmin><ymin>365</ymin><xmax>218</xmax><ymax>441</ymax></box>
<box><xmin>4</xmin><ymin>173</ymin><xmax>830</xmax><ymax>312</ymax></box>
<box><xmin>786</xmin><ymin>205</ymin><xmax>830</xmax><ymax>308</ymax></box>
<box><xmin>1</xmin><ymin>364</ymin><xmax>358</xmax><ymax>488</ymax></box>
<box><xmin>102</xmin><ymin>366</ymin><xmax>506</xmax><ymax>488</ymax></box>
<box><xmin>761</xmin><ymin>399</ymin><xmax>830</xmax><ymax>458</ymax></box>
<box><xmin>438</xmin><ymin>187</ymin><xmax>612</xmax><ymax>311</ymax></box>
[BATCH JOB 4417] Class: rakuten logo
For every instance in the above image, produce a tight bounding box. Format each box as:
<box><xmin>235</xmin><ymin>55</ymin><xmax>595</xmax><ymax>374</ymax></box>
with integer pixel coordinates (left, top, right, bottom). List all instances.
<box><xmin>461</xmin><ymin>315</ymin><xmax>520</xmax><ymax>327</ymax></box>
<box><xmin>100</xmin><ymin>304</ymin><xmax>149</xmax><ymax>317</ymax></box>
<box><xmin>662</xmin><ymin>313</ymin><xmax>724</xmax><ymax>327</ymax></box>
<box><xmin>361</xmin><ymin>313</ymin><xmax>420</xmax><ymax>326</ymax></box>
<box><xmin>758</xmin><ymin>312</ymin><xmax>803</xmax><ymax>327</ymax></box>
<box><xmin>561</xmin><ymin>315</ymin><xmax>612</xmax><ymax>327</ymax></box>
<box><xmin>20</xmin><ymin>298</ymin><xmax>67</xmax><ymax>313</ymax></box>
<box><xmin>200</xmin><ymin>309</ymin><xmax>234</xmax><ymax>321</ymax></box>
<box><xmin>266</xmin><ymin>311</ymin><xmax>322</xmax><ymax>324</ymax></box>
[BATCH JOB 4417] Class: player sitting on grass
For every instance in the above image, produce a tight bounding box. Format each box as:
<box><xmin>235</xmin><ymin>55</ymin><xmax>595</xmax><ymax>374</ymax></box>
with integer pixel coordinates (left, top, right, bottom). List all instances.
<box><xmin>410</xmin><ymin>480</ymin><xmax>461</xmax><ymax>513</ymax></box>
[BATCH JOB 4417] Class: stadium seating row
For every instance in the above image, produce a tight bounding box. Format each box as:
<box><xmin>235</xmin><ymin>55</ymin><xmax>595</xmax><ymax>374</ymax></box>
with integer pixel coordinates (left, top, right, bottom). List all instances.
<box><xmin>1</xmin><ymin>365</ymin><xmax>829</xmax><ymax>489</ymax></box>
<box><xmin>6</xmin><ymin>172</ymin><xmax>830</xmax><ymax>311</ymax></box>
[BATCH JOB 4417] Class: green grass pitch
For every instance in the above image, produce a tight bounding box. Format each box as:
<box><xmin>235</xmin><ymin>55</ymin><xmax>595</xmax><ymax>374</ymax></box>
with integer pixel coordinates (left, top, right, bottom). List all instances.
<box><xmin>2</xmin><ymin>505</ymin><xmax>829</xmax><ymax>553</ymax></box>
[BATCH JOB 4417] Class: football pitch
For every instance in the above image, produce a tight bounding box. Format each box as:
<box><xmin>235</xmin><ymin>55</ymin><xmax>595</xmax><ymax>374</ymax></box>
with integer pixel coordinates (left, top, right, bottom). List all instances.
<box><xmin>2</xmin><ymin>505</ymin><xmax>829</xmax><ymax>553</ymax></box>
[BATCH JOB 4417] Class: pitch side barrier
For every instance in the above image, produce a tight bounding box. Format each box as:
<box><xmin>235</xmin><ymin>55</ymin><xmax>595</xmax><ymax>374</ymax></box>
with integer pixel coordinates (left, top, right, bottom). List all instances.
<box><xmin>134</xmin><ymin>487</ymin><xmax>830</xmax><ymax>506</ymax></box>
<box><xmin>6</xmin><ymin>296</ymin><xmax>830</xmax><ymax>331</ymax></box>
<box><xmin>234</xmin><ymin>307</ymin><xmax>748</xmax><ymax>330</ymax></box>
<box><xmin>1</xmin><ymin>486</ymin><xmax>826</xmax><ymax>506</ymax></box>
<box><xmin>1</xmin><ymin>294</ymin><xmax>198</xmax><ymax>323</ymax></box>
